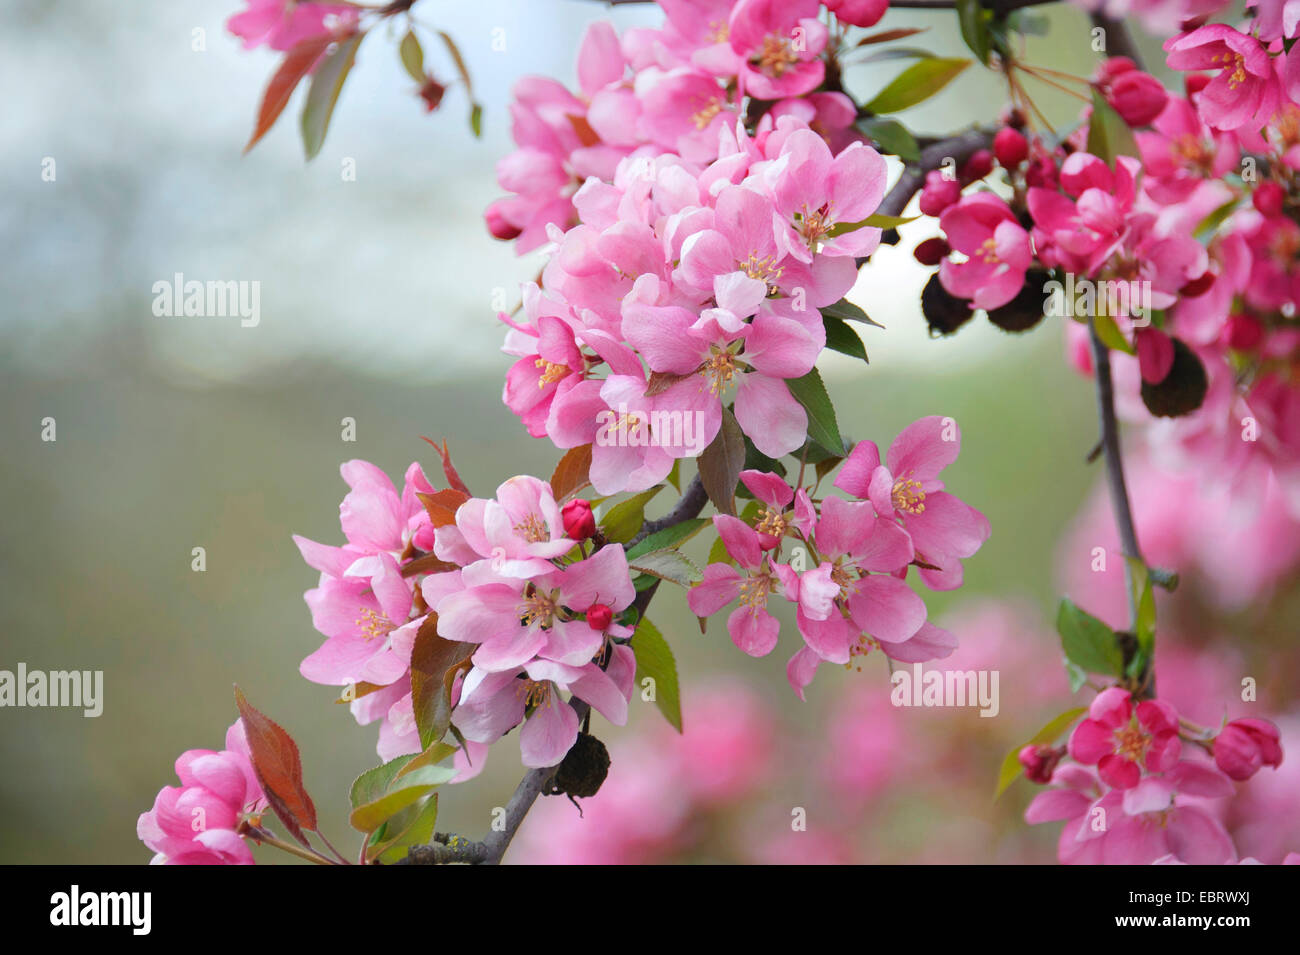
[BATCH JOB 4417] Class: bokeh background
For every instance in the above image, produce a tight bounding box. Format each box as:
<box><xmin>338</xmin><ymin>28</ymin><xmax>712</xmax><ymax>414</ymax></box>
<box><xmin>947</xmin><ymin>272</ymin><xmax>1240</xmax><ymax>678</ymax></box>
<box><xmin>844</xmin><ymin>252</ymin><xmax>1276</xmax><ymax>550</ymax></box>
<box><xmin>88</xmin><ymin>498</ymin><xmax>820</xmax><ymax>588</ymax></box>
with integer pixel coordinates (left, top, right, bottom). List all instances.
<box><xmin>3</xmin><ymin>1</ymin><xmax>1294</xmax><ymax>864</ymax></box>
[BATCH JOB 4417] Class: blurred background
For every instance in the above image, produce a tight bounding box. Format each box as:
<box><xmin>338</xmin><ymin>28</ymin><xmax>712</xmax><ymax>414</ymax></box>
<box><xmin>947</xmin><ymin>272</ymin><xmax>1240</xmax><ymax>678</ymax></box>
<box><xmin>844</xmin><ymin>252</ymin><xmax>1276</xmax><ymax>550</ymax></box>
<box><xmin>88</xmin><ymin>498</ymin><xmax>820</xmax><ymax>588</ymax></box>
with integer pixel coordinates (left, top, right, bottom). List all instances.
<box><xmin>3</xmin><ymin>0</ymin><xmax>1295</xmax><ymax>864</ymax></box>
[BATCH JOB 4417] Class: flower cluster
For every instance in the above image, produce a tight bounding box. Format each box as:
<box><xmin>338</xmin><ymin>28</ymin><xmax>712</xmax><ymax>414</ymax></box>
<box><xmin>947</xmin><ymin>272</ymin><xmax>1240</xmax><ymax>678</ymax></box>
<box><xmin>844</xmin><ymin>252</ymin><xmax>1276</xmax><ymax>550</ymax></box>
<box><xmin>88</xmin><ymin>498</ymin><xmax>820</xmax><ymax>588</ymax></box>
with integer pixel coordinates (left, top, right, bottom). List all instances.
<box><xmin>1025</xmin><ymin>689</ymin><xmax>1284</xmax><ymax>864</ymax></box>
<box><xmin>137</xmin><ymin>721</ymin><xmax>265</xmax><ymax>865</ymax></box>
<box><xmin>688</xmin><ymin>416</ymin><xmax>990</xmax><ymax>697</ymax></box>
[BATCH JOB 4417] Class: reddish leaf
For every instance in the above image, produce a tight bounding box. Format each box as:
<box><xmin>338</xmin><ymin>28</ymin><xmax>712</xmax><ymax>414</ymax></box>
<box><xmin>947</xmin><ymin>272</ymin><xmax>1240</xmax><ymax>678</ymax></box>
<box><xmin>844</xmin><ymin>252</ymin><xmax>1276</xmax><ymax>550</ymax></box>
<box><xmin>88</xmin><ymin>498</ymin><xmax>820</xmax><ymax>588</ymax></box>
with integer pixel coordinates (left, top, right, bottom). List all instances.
<box><xmin>420</xmin><ymin>437</ymin><xmax>471</xmax><ymax>495</ymax></box>
<box><xmin>400</xmin><ymin>553</ymin><xmax>459</xmax><ymax>578</ymax></box>
<box><xmin>409</xmin><ymin>616</ymin><xmax>475</xmax><ymax>750</ymax></box>
<box><xmin>245</xmin><ymin>34</ymin><xmax>334</xmax><ymax>153</ymax></box>
<box><xmin>416</xmin><ymin>488</ymin><xmax>468</xmax><ymax>527</ymax></box>
<box><xmin>645</xmin><ymin>368</ymin><xmax>698</xmax><ymax>398</ymax></box>
<box><xmin>549</xmin><ymin>445</ymin><xmax>592</xmax><ymax>502</ymax></box>
<box><xmin>857</xmin><ymin>27</ymin><xmax>928</xmax><ymax>46</ymax></box>
<box><xmin>698</xmin><ymin>408</ymin><xmax>745</xmax><ymax>516</ymax></box>
<box><xmin>233</xmin><ymin>686</ymin><xmax>318</xmax><ymax>846</ymax></box>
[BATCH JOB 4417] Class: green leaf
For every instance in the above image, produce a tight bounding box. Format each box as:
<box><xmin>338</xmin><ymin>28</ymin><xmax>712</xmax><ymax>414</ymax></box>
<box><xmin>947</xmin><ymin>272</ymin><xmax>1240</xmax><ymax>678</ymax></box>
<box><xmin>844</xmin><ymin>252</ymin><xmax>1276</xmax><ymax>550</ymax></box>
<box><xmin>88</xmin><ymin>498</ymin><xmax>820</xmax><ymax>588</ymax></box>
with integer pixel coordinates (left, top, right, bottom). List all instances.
<box><xmin>994</xmin><ymin>707</ymin><xmax>1087</xmax><ymax>799</ymax></box>
<box><xmin>628</xmin><ymin>549</ymin><xmax>702</xmax><ymax>587</ymax></box>
<box><xmin>827</xmin><ymin>211</ymin><xmax>918</xmax><ymax>238</ymax></box>
<box><xmin>1093</xmin><ymin>313</ymin><xmax>1135</xmax><ymax>355</ymax></box>
<box><xmin>821</xmin><ymin>298</ymin><xmax>883</xmax><ymax>329</ymax></box>
<box><xmin>1085</xmin><ymin>88</ymin><xmax>1139</xmax><ymax>168</ymax></box>
<box><xmin>707</xmin><ymin>532</ymin><xmax>734</xmax><ymax>568</ymax></box>
<box><xmin>625</xmin><ymin>518</ymin><xmax>709</xmax><ymax>560</ymax></box>
<box><xmin>698</xmin><ymin>407</ymin><xmax>746</xmax><ymax>516</ymax></box>
<box><xmin>350</xmin><ymin>756</ymin><xmax>413</xmax><ymax>811</ymax></box>
<box><xmin>301</xmin><ymin>32</ymin><xmax>363</xmax><ymax>160</ymax></box>
<box><xmin>1194</xmin><ymin>198</ymin><xmax>1239</xmax><ymax>240</ymax></box>
<box><xmin>863</xmin><ymin>58</ymin><xmax>971</xmax><ymax>114</ymax></box>
<box><xmin>1125</xmin><ymin>558</ymin><xmax>1156</xmax><ymax>680</ymax></box>
<box><xmin>469</xmin><ymin>102</ymin><xmax>483</xmax><ymax>138</ymax></box>
<box><xmin>956</xmin><ymin>0</ymin><xmax>993</xmax><ymax>66</ymax></box>
<box><xmin>823</xmin><ymin>315</ymin><xmax>869</xmax><ymax>363</ymax></box>
<box><xmin>786</xmin><ymin>368</ymin><xmax>844</xmax><ymax>455</ymax></box>
<box><xmin>859</xmin><ymin>47</ymin><xmax>936</xmax><ymax>64</ymax></box>
<box><xmin>368</xmin><ymin>792</ymin><xmax>439</xmax><ymax>863</ymax></box>
<box><xmin>1056</xmin><ymin>598</ymin><xmax>1124</xmax><ymax>677</ymax></box>
<box><xmin>601</xmin><ymin>486</ymin><xmax>664</xmax><ymax>544</ymax></box>
<box><xmin>437</xmin><ymin>29</ymin><xmax>482</xmax><ymax>138</ymax></box>
<box><xmin>349</xmin><ymin>763</ymin><xmax>456</xmax><ymax>834</ymax></box>
<box><xmin>632</xmin><ymin>617</ymin><xmax>682</xmax><ymax>732</ymax></box>
<box><xmin>858</xmin><ymin>116</ymin><xmax>920</xmax><ymax>162</ymax></box>
<box><xmin>399</xmin><ymin>30</ymin><xmax>425</xmax><ymax>84</ymax></box>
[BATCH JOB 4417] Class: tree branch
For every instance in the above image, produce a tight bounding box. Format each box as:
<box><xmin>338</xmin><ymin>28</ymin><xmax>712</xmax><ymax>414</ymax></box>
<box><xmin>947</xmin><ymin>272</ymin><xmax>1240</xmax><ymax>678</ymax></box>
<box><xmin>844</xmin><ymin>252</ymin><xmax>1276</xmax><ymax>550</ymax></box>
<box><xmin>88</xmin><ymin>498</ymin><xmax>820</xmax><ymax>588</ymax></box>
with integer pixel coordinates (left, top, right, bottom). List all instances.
<box><xmin>630</xmin><ymin>474</ymin><xmax>708</xmax><ymax>547</ymax></box>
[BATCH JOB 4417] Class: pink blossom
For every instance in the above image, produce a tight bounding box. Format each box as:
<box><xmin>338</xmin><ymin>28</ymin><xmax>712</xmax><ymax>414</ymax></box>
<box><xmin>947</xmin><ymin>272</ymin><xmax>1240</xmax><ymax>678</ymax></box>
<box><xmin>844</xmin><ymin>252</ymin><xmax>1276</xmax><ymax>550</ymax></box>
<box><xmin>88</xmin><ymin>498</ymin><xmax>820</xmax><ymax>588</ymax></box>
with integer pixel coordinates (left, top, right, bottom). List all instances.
<box><xmin>835</xmin><ymin>416</ymin><xmax>991</xmax><ymax>589</ymax></box>
<box><xmin>1067</xmin><ymin>688</ymin><xmax>1182</xmax><ymax>789</ymax></box>
<box><xmin>936</xmin><ymin>193</ymin><xmax>1032</xmax><ymax>310</ymax></box>
<box><xmin>137</xmin><ymin>721</ymin><xmax>264</xmax><ymax>865</ymax></box>
<box><xmin>227</xmin><ymin>0</ymin><xmax>358</xmax><ymax>52</ymax></box>
<box><xmin>1215</xmin><ymin>718</ymin><xmax>1284</xmax><ymax>780</ymax></box>
<box><xmin>1164</xmin><ymin>25</ymin><xmax>1281</xmax><ymax>131</ymax></box>
<box><xmin>688</xmin><ymin>515</ymin><xmax>790</xmax><ymax>656</ymax></box>
<box><xmin>727</xmin><ymin>0</ymin><xmax>828</xmax><ymax>100</ymax></box>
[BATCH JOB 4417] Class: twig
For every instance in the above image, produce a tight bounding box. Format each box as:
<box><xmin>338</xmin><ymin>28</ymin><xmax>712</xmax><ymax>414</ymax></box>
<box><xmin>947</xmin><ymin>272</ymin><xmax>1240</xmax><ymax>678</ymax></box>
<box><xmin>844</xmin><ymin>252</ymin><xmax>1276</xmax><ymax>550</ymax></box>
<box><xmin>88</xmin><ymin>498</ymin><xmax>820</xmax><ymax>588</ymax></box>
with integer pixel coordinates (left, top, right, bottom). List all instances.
<box><xmin>876</xmin><ymin>127</ymin><xmax>994</xmax><ymax>219</ymax></box>
<box><xmin>629</xmin><ymin>474</ymin><xmax>709</xmax><ymax>547</ymax></box>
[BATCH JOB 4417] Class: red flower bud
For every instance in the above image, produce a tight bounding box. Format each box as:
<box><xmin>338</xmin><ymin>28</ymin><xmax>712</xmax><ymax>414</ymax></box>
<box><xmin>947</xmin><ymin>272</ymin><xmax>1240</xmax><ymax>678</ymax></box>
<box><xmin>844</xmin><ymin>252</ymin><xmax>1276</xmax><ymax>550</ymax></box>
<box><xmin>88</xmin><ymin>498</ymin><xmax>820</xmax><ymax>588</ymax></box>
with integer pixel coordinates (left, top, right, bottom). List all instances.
<box><xmin>822</xmin><ymin>0</ymin><xmax>888</xmax><ymax>28</ymax></box>
<box><xmin>1108</xmin><ymin>71</ymin><xmax>1168</xmax><ymax>127</ymax></box>
<box><xmin>1098</xmin><ymin>56</ymin><xmax>1137</xmax><ymax>81</ymax></box>
<box><xmin>1223</xmin><ymin>313</ymin><xmax>1264</xmax><ymax>351</ymax></box>
<box><xmin>918</xmin><ymin>171</ymin><xmax>962</xmax><ymax>216</ymax></box>
<box><xmin>586</xmin><ymin>603</ymin><xmax>614</xmax><ymax>631</ymax></box>
<box><xmin>1214</xmin><ymin>718</ymin><xmax>1283</xmax><ymax>781</ymax></box>
<box><xmin>561</xmin><ymin>498</ymin><xmax>597</xmax><ymax>540</ymax></box>
<box><xmin>993</xmin><ymin>127</ymin><xmax>1030</xmax><ymax>168</ymax></box>
<box><xmin>1185</xmin><ymin>73</ymin><xmax>1211</xmax><ymax>98</ymax></box>
<box><xmin>1019</xmin><ymin>744</ymin><xmax>1064</xmax><ymax>784</ymax></box>
<box><xmin>419</xmin><ymin>77</ymin><xmax>447</xmax><ymax>113</ymax></box>
<box><xmin>1253</xmin><ymin>181</ymin><xmax>1286</xmax><ymax>218</ymax></box>
<box><xmin>960</xmin><ymin>149</ymin><xmax>995</xmax><ymax>184</ymax></box>
<box><xmin>914</xmin><ymin>237</ymin><xmax>951</xmax><ymax>266</ymax></box>
<box><xmin>1179</xmin><ymin>271</ymin><xmax>1215</xmax><ymax>297</ymax></box>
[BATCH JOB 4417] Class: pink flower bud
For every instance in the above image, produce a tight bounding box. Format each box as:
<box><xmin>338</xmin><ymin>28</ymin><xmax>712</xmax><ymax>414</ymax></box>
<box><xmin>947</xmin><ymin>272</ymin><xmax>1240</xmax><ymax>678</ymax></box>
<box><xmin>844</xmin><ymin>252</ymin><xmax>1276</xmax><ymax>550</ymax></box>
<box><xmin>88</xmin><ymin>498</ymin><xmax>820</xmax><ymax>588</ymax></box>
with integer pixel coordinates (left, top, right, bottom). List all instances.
<box><xmin>993</xmin><ymin>127</ymin><xmax>1029</xmax><ymax>168</ymax></box>
<box><xmin>1185</xmin><ymin>73</ymin><xmax>1210</xmax><ymax>98</ymax></box>
<box><xmin>1214</xmin><ymin>718</ymin><xmax>1283</xmax><ymax>780</ymax></box>
<box><xmin>1018</xmin><ymin>744</ymin><xmax>1063</xmax><ymax>784</ymax></box>
<box><xmin>1108</xmin><ymin>71</ymin><xmax>1168</xmax><ymax>127</ymax></box>
<box><xmin>1097</xmin><ymin>56</ymin><xmax>1137</xmax><ymax>81</ymax></box>
<box><xmin>586</xmin><ymin>602</ymin><xmax>614</xmax><ymax>631</ymax></box>
<box><xmin>918</xmin><ymin>171</ymin><xmax>962</xmax><ymax>216</ymax></box>
<box><xmin>914</xmin><ymin>237</ymin><xmax>951</xmax><ymax>266</ymax></box>
<box><xmin>1223</xmin><ymin>313</ymin><xmax>1264</xmax><ymax>351</ymax></box>
<box><xmin>960</xmin><ymin>149</ymin><xmax>995</xmax><ymax>183</ymax></box>
<box><xmin>561</xmin><ymin>498</ymin><xmax>597</xmax><ymax>540</ymax></box>
<box><xmin>822</xmin><ymin>0</ymin><xmax>888</xmax><ymax>28</ymax></box>
<box><xmin>1253</xmin><ymin>181</ymin><xmax>1286</xmax><ymax>218</ymax></box>
<box><xmin>485</xmin><ymin>201</ymin><xmax>522</xmax><ymax>241</ymax></box>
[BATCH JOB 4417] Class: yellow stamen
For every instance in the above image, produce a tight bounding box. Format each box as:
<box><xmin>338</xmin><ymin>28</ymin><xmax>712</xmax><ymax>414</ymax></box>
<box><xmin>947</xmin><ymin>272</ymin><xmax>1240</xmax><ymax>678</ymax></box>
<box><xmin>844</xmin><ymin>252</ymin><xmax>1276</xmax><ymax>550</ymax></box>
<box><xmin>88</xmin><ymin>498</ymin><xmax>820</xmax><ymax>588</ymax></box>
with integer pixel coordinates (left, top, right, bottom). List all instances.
<box><xmin>891</xmin><ymin>477</ymin><xmax>926</xmax><ymax>515</ymax></box>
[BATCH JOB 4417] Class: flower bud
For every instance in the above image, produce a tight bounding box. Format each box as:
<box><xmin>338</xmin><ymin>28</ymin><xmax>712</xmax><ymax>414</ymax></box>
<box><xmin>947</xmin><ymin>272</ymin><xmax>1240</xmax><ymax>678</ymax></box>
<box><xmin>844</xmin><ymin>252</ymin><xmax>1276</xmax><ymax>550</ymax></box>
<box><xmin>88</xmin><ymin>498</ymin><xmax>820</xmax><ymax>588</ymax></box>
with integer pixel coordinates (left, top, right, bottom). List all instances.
<box><xmin>561</xmin><ymin>498</ymin><xmax>597</xmax><ymax>540</ymax></box>
<box><xmin>918</xmin><ymin>171</ymin><xmax>962</xmax><ymax>216</ymax></box>
<box><xmin>993</xmin><ymin>127</ymin><xmax>1029</xmax><ymax>168</ymax></box>
<box><xmin>586</xmin><ymin>602</ymin><xmax>614</xmax><ymax>631</ymax></box>
<box><xmin>1214</xmin><ymin>718</ymin><xmax>1283</xmax><ymax>781</ymax></box>
<box><xmin>1019</xmin><ymin>744</ymin><xmax>1063</xmax><ymax>784</ymax></box>
<box><xmin>1253</xmin><ymin>181</ymin><xmax>1286</xmax><ymax>218</ymax></box>
<box><xmin>823</xmin><ymin>0</ymin><xmax>888</xmax><ymax>28</ymax></box>
<box><xmin>419</xmin><ymin>77</ymin><xmax>447</xmax><ymax>113</ymax></box>
<box><xmin>1097</xmin><ymin>56</ymin><xmax>1137</xmax><ymax>80</ymax></box>
<box><xmin>1108</xmin><ymin>71</ymin><xmax>1168</xmax><ymax>127</ymax></box>
<box><xmin>1184</xmin><ymin>73</ymin><xmax>1211</xmax><ymax>98</ymax></box>
<box><xmin>960</xmin><ymin>149</ymin><xmax>995</xmax><ymax>184</ymax></box>
<box><xmin>1223</xmin><ymin>313</ymin><xmax>1264</xmax><ymax>351</ymax></box>
<box><xmin>484</xmin><ymin>201</ymin><xmax>523</xmax><ymax>241</ymax></box>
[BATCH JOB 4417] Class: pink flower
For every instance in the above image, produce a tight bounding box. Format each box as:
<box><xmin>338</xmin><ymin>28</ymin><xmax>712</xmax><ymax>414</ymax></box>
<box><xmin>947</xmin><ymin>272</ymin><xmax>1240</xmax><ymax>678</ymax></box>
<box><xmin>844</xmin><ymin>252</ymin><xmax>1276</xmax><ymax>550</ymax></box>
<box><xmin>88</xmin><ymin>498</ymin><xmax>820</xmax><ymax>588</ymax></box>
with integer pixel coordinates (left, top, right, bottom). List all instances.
<box><xmin>453</xmin><ymin>656</ymin><xmax>631</xmax><ymax>768</ymax></box>
<box><xmin>936</xmin><ymin>193</ymin><xmax>1033</xmax><ymax>310</ymax></box>
<box><xmin>1068</xmin><ymin>688</ymin><xmax>1182</xmax><ymax>789</ymax></box>
<box><xmin>227</xmin><ymin>0</ymin><xmax>358</xmax><ymax>52</ymax></box>
<box><xmin>688</xmin><ymin>514</ymin><xmax>791</xmax><ymax>656</ymax></box>
<box><xmin>835</xmin><ymin>416</ymin><xmax>990</xmax><ymax>589</ymax></box>
<box><xmin>1164</xmin><ymin>25</ymin><xmax>1281</xmax><ymax>131</ymax></box>
<box><xmin>767</xmin><ymin>129</ymin><xmax>889</xmax><ymax>261</ymax></box>
<box><xmin>728</xmin><ymin>0</ymin><xmax>829</xmax><ymax>100</ymax></box>
<box><xmin>137</xmin><ymin>721</ymin><xmax>264</xmax><ymax>865</ymax></box>
<box><xmin>449</xmin><ymin>475</ymin><xmax>574</xmax><ymax>578</ymax></box>
<box><xmin>1215</xmin><ymin>718</ymin><xmax>1284</xmax><ymax>780</ymax></box>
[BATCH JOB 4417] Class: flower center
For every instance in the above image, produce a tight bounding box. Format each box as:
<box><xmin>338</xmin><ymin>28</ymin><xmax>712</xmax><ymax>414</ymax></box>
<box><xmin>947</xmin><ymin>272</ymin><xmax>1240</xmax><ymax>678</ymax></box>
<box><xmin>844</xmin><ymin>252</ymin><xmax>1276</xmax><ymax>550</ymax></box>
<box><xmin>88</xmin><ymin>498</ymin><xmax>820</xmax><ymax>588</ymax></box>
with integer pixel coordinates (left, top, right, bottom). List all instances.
<box><xmin>534</xmin><ymin>358</ymin><xmax>569</xmax><ymax>388</ymax></box>
<box><xmin>797</xmin><ymin>203</ymin><xmax>835</xmax><ymax>247</ymax></box>
<box><xmin>755</xmin><ymin>505</ymin><xmax>787</xmax><ymax>540</ymax></box>
<box><xmin>513</xmin><ymin>513</ymin><xmax>549</xmax><ymax>543</ymax></box>
<box><xmin>757</xmin><ymin>34</ymin><xmax>798</xmax><ymax>78</ymax></box>
<box><xmin>519</xmin><ymin>586</ymin><xmax>560</xmax><ymax>627</ymax></box>
<box><xmin>830</xmin><ymin>561</ymin><xmax>857</xmax><ymax>601</ymax></box>
<box><xmin>1113</xmin><ymin>722</ymin><xmax>1149</xmax><ymax>762</ymax></box>
<box><xmin>518</xmin><ymin>679</ymin><xmax>554</xmax><ymax>709</ymax></box>
<box><xmin>706</xmin><ymin>20</ymin><xmax>729</xmax><ymax>44</ymax></box>
<box><xmin>738</xmin><ymin>251</ymin><xmax>784</xmax><ymax>286</ymax></box>
<box><xmin>355</xmin><ymin>607</ymin><xmax>396</xmax><ymax>642</ymax></box>
<box><xmin>691</xmin><ymin>98</ymin><xmax>724</xmax><ymax>130</ymax></box>
<box><xmin>977</xmin><ymin>236</ymin><xmax>1000</xmax><ymax>264</ymax></box>
<box><xmin>702</xmin><ymin>347</ymin><xmax>738</xmax><ymax>395</ymax></box>
<box><xmin>1214</xmin><ymin>50</ymin><xmax>1248</xmax><ymax>89</ymax></box>
<box><xmin>891</xmin><ymin>477</ymin><xmax>926</xmax><ymax>515</ymax></box>
<box><xmin>738</xmin><ymin>572</ymin><xmax>771</xmax><ymax>612</ymax></box>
